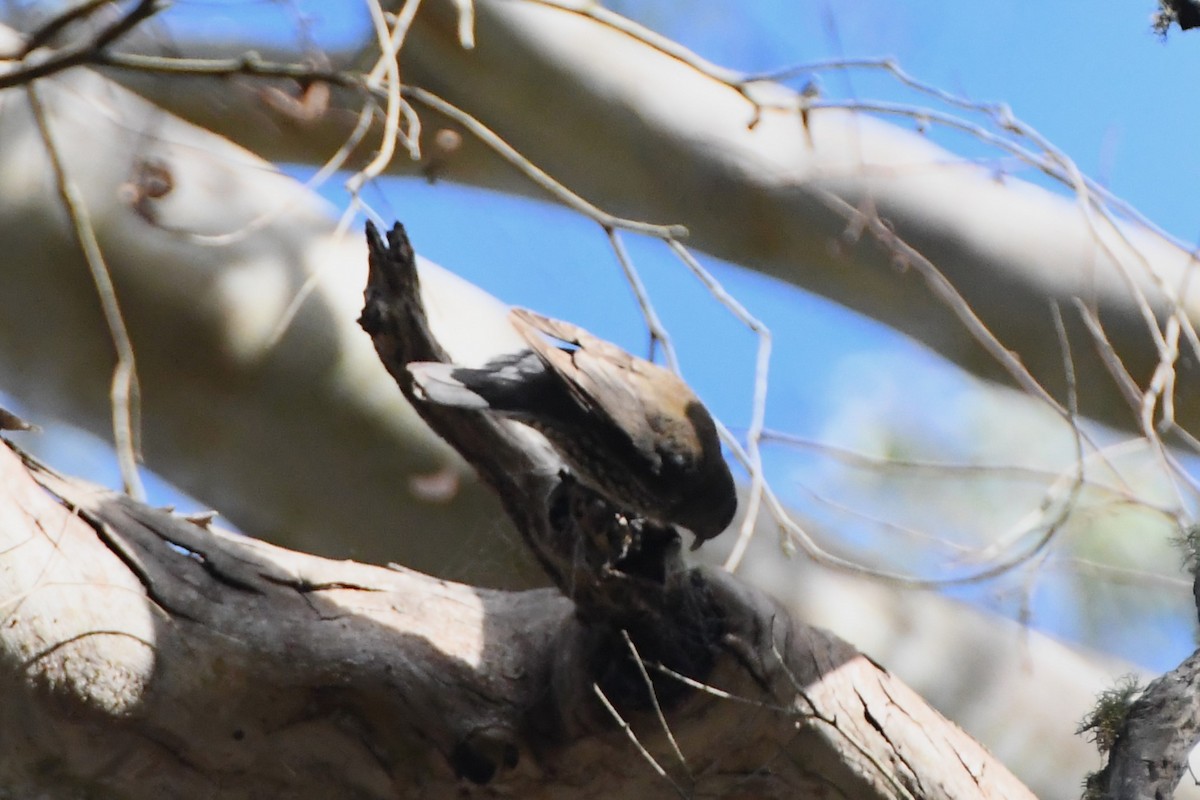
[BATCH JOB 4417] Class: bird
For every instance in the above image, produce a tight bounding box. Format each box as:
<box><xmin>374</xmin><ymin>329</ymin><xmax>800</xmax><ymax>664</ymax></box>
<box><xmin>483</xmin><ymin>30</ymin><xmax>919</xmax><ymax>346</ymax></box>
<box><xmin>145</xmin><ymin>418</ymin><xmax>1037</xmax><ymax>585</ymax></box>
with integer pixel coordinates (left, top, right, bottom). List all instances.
<box><xmin>407</xmin><ymin>308</ymin><xmax>737</xmax><ymax>549</ymax></box>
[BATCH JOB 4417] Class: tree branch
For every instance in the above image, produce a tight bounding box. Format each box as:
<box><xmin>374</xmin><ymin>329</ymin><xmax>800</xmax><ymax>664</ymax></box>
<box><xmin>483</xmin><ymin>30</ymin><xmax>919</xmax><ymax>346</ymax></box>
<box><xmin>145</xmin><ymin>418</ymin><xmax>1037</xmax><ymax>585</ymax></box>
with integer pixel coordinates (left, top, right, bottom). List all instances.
<box><xmin>88</xmin><ymin>0</ymin><xmax>1200</xmax><ymax>434</ymax></box>
<box><xmin>0</xmin><ymin>432</ymin><xmax>1034</xmax><ymax>798</ymax></box>
<box><xmin>1091</xmin><ymin>650</ymin><xmax>1200</xmax><ymax>799</ymax></box>
<box><xmin>0</xmin><ymin>221</ymin><xmax>1036</xmax><ymax>797</ymax></box>
<box><xmin>1090</xmin><ymin>539</ymin><xmax>1200</xmax><ymax>799</ymax></box>
<box><xmin>0</xmin><ymin>0</ymin><xmax>161</xmax><ymax>89</ymax></box>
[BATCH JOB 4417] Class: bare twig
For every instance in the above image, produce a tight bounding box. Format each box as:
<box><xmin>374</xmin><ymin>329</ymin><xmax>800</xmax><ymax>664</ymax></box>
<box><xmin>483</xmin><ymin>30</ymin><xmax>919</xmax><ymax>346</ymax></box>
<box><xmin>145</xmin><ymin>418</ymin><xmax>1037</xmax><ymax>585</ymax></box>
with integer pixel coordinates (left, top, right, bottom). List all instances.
<box><xmin>23</xmin><ymin>7</ymin><xmax>1190</xmax><ymax>608</ymax></box>
<box><xmin>657</xmin><ymin>242</ymin><xmax>772</xmax><ymax>574</ymax></box>
<box><xmin>96</xmin><ymin>49</ymin><xmax>363</xmax><ymax>86</ymax></box>
<box><xmin>21</xmin><ymin>0</ymin><xmax>115</xmax><ymax>53</ymax></box>
<box><xmin>621</xmin><ymin>629</ymin><xmax>691</xmax><ymax>777</ymax></box>
<box><xmin>0</xmin><ymin>0</ymin><xmax>162</xmax><ymax>89</ymax></box>
<box><xmin>345</xmin><ymin>0</ymin><xmax>421</xmax><ymax>198</ymax></box>
<box><xmin>768</xmin><ymin>638</ymin><xmax>919</xmax><ymax>800</ymax></box>
<box><xmin>823</xmin><ymin>192</ymin><xmax>1063</xmax><ymax>414</ymax></box>
<box><xmin>759</xmin><ymin>429</ymin><xmax>1172</xmax><ymax>511</ymax></box>
<box><xmin>403</xmin><ymin>86</ymin><xmax>687</xmax><ymax>239</ymax></box>
<box><xmin>448</xmin><ymin>0</ymin><xmax>477</xmax><ymax>49</ymax></box>
<box><xmin>25</xmin><ymin>82</ymin><xmax>145</xmax><ymax>500</ymax></box>
<box><xmin>591</xmin><ymin>682</ymin><xmax>689</xmax><ymax>799</ymax></box>
<box><xmin>605</xmin><ymin>229</ymin><xmax>679</xmax><ymax>371</ymax></box>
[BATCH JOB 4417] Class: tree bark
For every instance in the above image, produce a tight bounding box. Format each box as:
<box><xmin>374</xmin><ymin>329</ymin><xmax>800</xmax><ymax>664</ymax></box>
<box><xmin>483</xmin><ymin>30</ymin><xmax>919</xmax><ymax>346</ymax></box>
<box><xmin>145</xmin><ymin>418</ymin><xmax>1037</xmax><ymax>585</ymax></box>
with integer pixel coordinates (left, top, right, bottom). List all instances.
<box><xmin>1095</xmin><ymin>650</ymin><xmax>1200</xmax><ymax>799</ymax></box>
<box><xmin>0</xmin><ymin>220</ymin><xmax>1035</xmax><ymax>798</ymax></box>
<box><xmin>0</xmin><ymin>441</ymin><xmax>1030</xmax><ymax>798</ymax></box>
<box><xmin>1093</xmin><ymin>564</ymin><xmax>1200</xmax><ymax>800</ymax></box>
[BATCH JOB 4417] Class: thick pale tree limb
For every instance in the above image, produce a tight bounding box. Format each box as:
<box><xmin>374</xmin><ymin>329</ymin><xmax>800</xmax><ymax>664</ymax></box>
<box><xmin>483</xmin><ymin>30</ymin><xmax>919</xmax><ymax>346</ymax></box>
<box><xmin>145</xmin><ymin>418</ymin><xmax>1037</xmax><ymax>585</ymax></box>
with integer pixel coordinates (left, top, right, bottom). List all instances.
<box><xmin>0</xmin><ymin>220</ymin><xmax>1035</xmax><ymax>798</ymax></box>
<box><xmin>0</xmin><ymin>441</ymin><xmax>1030</xmax><ymax>798</ymax></box>
<box><xmin>92</xmin><ymin>0</ymin><xmax>1200</xmax><ymax>434</ymax></box>
<box><xmin>393</xmin><ymin>0</ymin><xmax>1200</xmax><ymax>435</ymax></box>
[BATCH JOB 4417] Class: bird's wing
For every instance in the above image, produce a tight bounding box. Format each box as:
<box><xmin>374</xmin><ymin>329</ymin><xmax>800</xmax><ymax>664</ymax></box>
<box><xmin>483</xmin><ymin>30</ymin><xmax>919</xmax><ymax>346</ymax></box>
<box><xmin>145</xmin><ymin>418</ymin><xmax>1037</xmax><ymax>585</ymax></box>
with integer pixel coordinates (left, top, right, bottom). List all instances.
<box><xmin>408</xmin><ymin>350</ymin><xmax>548</xmax><ymax>412</ymax></box>
<box><xmin>510</xmin><ymin>308</ymin><xmax>698</xmax><ymax>469</ymax></box>
<box><xmin>407</xmin><ymin>362</ymin><xmax>493</xmax><ymax>409</ymax></box>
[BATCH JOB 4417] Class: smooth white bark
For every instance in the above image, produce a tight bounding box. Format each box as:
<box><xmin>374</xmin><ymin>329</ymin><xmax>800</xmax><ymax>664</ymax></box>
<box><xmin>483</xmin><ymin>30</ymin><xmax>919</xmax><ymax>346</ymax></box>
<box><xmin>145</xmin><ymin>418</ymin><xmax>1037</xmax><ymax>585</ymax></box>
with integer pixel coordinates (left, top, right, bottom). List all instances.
<box><xmin>104</xmin><ymin>0</ymin><xmax>1200</xmax><ymax>432</ymax></box>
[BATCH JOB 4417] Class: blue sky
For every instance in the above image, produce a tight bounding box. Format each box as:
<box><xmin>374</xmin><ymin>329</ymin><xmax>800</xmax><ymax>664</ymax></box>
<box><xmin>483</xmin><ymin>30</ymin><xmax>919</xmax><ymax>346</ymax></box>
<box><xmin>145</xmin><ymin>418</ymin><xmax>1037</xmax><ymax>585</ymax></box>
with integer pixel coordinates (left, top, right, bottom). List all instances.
<box><xmin>11</xmin><ymin>1</ymin><xmax>1200</xmax><ymax>670</ymax></box>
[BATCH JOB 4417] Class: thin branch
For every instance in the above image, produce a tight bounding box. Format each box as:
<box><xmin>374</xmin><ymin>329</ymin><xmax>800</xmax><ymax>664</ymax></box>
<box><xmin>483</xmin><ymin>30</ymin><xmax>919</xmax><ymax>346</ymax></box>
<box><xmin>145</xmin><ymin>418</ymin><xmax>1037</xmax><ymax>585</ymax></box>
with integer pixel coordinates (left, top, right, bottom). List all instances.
<box><xmin>1046</xmin><ymin>556</ymin><xmax>1190</xmax><ymax>592</ymax></box>
<box><xmin>648</xmin><ymin>661</ymin><xmax>790</xmax><ymax>713</ymax></box>
<box><xmin>753</xmin><ymin>56</ymin><xmax>1196</xmax><ymax>259</ymax></box>
<box><xmin>605</xmin><ymin>228</ymin><xmax>679</xmax><ymax>371</ymax></box>
<box><xmin>823</xmin><ymin>191</ymin><xmax>1064</xmax><ymax>415</ymax></box>
<box><xmin>90</xmin><ymin>51</ymin><xmax>689</xmax><ymax>242</ymax></box>
<box><xmin>528</xmin><ymin>0</ymin><xmax>745</xmax><ymax>86</ymax></box>
<box><xmin>25</xmin><ymin>82</ymin><xmax>145</xmax><ymax>500</ymax></box>
<box><xmin>0</xmin><ymin>0</ymin><xmax>162</xmax><ymax>90</ymax></box>
<box><xmin>591</xmin><ymin>682</ymin><xmax>690</xmax><ymax>800</ymax></box>
<box><xmin>737</xmin><ymin>443</ymin><xmax>1086</xmax><ymax>590</ymax></box>
<box><xmin>789</xmin><ymin>478</ymin><xmax>979</xmax><ymax>558</ymax></box>
<box><xmin>621</xmin><ymin>629</ymin><xmax>691</xmax><ymax>778</ymax></box>
<box><xmin>21</xmin><ymin>0</ymin><xmax>114</xmax><ymax>53</ymax></box>
<box><xmin>955</xmin><ymin>304</ymin><xmax>1084</xmax><ymax>566</ymax></box>
<box><xmin>1072</xmin><ymin>301</ymin><xmax>1198</xmax><ymax>512</ymax></box>
<box><xmin>96</xmin><ymin>49</ymin><xmax>363</xmax><ymax>86</ymax></box>
<box><xmin>447</xmin><ymin>0</ymin><xmax>477</xmax><ymax>49</ymax></box>
<box><xmin>262</xmin><ymin>106</ymin><xmax>378</xmax><ymax>350</ymax></box>
<box><xmin>758</xmin><ymin>429</ymin><xmax>1174</xmax><ymax>512</ymax></box>
<box><xmin>403</xmin><ymin>85</ymin><xmax>687</xmax><ymax>239</ymax></box>
<box><xmin>36</xmin><ymin>16</ymin><xmax>1191</xmax><ymax>599</ymax></box>
<box><xmin>658</xmin><ymin>242</ymin><xmax>773</xmax><ymax>574</ymax></box>
<box><xmin>767</xmin><ymin>638</ymin><xmax>919</xmax><ymax>800</ymax></box>
<box><xmin>344</xmin><ymin>0</ymin><xmax>420</xmax><ymax>199</ymax></box>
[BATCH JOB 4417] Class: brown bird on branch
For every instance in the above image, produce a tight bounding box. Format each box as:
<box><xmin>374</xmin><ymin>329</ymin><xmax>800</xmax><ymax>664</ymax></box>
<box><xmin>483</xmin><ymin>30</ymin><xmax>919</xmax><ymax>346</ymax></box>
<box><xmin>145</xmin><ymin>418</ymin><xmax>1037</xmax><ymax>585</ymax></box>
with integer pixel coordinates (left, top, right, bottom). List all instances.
<box><xmin>407</xmin><ymin>309</ymin><xmax>737</xmax><ymax>549</ymax></box>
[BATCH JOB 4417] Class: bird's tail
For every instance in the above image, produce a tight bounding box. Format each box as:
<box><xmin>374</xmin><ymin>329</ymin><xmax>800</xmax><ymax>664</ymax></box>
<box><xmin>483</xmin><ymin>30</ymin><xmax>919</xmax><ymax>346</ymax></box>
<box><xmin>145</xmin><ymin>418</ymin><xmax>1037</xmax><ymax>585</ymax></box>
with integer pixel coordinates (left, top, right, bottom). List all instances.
<box><xmin>408</xmin><ymin>351</ymin><xmax>547</xmax><ymax>413</ymax></box>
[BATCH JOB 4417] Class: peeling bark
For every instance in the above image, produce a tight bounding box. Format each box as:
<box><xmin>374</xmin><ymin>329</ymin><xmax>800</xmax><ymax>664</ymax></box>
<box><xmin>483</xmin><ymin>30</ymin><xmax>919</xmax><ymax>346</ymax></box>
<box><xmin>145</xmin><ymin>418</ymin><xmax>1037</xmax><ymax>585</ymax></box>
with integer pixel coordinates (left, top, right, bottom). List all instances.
<box><xmin>0</xmin><ymin>438</ymin><xmax>1034</xmax><ymax>798</ymax></box>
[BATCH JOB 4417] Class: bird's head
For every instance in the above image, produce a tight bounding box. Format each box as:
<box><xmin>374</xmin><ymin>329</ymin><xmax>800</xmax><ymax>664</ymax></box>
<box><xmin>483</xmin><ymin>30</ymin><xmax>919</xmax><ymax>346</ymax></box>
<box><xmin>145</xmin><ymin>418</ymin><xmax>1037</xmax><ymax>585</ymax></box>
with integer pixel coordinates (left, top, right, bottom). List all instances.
<box><xmin>673</xmin><ymin>401</ymin><xmax>737</xmax><ymax>549</ymax></box>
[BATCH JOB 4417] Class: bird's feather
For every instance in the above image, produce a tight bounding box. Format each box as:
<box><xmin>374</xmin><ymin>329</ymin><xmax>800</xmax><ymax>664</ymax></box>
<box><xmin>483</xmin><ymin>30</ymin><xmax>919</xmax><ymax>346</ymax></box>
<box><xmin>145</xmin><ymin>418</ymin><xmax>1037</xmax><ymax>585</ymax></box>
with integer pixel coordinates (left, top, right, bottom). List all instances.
<box><xmin>408</xmin><ymin>350</ymin><xmax>549</xmax><ymax>412</ymax></box>
<box><xmin>407</xmin><ymin>362</ymin><xmax>493</xmax><ymax>409</ymax></box>
<box><xmin>511</xmin><ymin>310</ymin><xmax>662</xmax><ymax>463</ymax></box>
<box><xmin>510</xmin><ymin>308</ymin><xmax>702</xmax><ymax>473</ymax></box>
